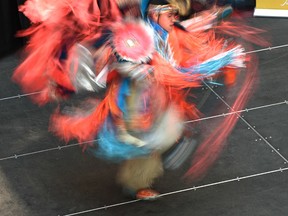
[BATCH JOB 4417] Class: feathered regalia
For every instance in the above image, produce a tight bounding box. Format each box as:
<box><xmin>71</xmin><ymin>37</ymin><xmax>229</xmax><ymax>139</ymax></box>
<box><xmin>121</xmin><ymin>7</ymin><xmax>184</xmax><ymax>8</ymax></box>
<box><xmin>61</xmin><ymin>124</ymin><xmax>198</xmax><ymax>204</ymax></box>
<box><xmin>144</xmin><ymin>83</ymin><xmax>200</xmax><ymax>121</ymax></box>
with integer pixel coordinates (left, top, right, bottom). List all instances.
<box><xmin>13</xmin><ymin>0</ymin><xmax>267</xmax><ymax>180</ymax></box>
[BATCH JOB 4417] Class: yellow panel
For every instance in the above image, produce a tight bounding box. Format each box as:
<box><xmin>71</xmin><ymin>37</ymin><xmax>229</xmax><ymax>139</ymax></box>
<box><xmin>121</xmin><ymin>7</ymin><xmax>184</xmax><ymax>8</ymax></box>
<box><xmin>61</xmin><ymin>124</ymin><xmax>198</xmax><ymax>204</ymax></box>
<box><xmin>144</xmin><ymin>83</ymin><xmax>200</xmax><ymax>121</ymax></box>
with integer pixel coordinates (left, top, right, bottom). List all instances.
<box><xmin>256</xmin><ymin>0</ymin><xmax>288</xmax><ymax>9</ymax></box>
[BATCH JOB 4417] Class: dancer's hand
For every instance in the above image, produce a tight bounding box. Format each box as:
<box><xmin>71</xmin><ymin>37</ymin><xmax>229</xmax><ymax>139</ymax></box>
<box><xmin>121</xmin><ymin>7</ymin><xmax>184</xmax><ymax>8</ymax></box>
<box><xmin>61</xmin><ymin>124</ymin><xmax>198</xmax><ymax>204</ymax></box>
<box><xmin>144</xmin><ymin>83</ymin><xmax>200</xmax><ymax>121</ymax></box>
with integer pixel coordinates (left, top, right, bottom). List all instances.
<box><xmin>117</xmin><ymin>129</ymin><xmax>146</xmax><ymax>147</ymax></box>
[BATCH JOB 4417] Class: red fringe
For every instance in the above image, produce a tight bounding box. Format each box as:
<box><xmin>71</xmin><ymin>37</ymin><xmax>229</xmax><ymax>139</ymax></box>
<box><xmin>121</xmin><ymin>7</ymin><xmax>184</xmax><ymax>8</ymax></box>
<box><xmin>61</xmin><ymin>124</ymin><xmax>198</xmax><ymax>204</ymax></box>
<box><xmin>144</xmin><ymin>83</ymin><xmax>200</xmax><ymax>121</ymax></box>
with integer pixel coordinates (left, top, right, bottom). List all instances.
<box><xmin>216</xmin><ymin>21</ymin><xmax>270</xmax><ymax>47</ymax></box>
<box><xmin>184</xmin><ymin>54</ymin><xmax>259</xmax><ymax>181</ymax></box>
<box><xmin>50</xmin><ymin>80</ymin><xmax>122</xmax><ymax>146</ymax></box>
<box><xmin>13</xmin><ymin>0</ymin><xmax>104</xmax><ymax>105</ymax></box>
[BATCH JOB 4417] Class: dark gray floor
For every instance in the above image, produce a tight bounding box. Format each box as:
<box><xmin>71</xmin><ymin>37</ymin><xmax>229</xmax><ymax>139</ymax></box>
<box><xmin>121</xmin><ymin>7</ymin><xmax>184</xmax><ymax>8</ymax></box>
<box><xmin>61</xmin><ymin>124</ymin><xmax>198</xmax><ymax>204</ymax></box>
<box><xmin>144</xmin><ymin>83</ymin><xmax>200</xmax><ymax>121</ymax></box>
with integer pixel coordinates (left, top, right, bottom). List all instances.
<box><xmin>0</xmin><ymin>16</ymin><xmax>287</xmax><ymax>216</ymax></box>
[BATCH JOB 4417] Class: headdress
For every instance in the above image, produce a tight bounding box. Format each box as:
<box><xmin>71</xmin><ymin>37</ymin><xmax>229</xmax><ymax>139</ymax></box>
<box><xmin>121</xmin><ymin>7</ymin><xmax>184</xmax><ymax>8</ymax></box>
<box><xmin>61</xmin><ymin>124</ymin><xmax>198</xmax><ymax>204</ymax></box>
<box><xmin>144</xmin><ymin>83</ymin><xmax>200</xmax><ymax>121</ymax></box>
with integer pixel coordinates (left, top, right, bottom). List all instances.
<box><xmin>140</xmin><ymin>0</ymin><xmax>190</xmax><ymax>18</ymax></box>
<box><xmin>148</xmin><ymin>4</ymin><xmax>179</xmax><ymax>15</ymax></box>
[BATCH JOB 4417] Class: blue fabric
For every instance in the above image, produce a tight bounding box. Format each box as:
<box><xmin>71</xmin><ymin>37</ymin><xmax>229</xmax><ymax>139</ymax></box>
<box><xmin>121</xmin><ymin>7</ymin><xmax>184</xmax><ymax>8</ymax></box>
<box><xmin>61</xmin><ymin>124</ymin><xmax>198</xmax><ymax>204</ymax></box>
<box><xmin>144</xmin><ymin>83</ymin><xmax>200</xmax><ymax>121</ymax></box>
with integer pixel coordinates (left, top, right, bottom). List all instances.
<box><xmin>149</xmin><ymin>19</ymin><xmax>168</xmax><ymax>41</ymax></box>
<box><xmin>148</xmin><ymin>19</ymin><xmax>171</xmax><ymax>61</ymax></box>
<box><xmin>89</xmin><ymin>117</ymin><xmax>150</xmax><ymax>162</ymax></box>
<box><xmin>140</xmin><ymin>0</ymin><xmax>150</xmax><ymax>19</ymax></box>
<box><xmin>117</xmin><ymin>78</ymin><xmax>131</xmax><ymax>114</ymax></box>
<box><xmin>87</xmin><ymin>78</ymin><xmax>151</xmax><ymax>162</ymax></box>
<box><xmin>178</xmin><ymin>50</ymin><xmax>236</xmax><ymax>76</ymax></box>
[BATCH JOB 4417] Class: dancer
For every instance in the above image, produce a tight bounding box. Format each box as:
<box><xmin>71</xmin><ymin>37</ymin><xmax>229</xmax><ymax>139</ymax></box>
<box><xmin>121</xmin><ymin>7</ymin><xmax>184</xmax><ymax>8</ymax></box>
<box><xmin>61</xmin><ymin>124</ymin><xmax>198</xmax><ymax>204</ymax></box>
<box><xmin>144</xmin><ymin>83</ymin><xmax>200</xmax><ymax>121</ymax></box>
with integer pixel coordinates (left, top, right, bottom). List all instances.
<box><xmin>13</xmin><ymin>0</ymin><xmax>267</xmax><ymax>200</ymax></box>
<box><xmin>115</xmin><ymin>0</ymin><xmax>245</xmax><ymax>200</ymax></box>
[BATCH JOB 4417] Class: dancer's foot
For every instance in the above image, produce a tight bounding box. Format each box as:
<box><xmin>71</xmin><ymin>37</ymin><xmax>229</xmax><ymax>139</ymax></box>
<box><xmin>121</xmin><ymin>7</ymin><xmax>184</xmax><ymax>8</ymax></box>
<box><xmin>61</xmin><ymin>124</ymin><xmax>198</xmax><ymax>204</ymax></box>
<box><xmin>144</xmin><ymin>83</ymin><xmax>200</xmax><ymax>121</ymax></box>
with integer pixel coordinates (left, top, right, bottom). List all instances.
<box><xmin>136</xmin><ymin>188</ymin><xmax>160</xmax><ymax>200</ymax></box>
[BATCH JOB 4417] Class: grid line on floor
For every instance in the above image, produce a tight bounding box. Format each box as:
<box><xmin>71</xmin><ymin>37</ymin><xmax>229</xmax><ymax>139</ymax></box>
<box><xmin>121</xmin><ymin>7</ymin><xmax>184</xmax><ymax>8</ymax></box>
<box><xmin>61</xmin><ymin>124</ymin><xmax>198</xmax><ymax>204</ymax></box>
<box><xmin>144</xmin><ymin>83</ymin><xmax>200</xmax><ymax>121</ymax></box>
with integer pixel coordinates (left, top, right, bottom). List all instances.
<box><xmin>60</xmin><ymin>167</ymin><xmax>288</xmax><ymax>216</ymax></box>
<box><xmin>0</xmin><ymin>101</ymin><xmax>286</xmax><ymax>162</ymax></box>
<box><xmin>203</xmin><ymin>81</ymin><xmax>288</xmax><ymax>163</ymax></box>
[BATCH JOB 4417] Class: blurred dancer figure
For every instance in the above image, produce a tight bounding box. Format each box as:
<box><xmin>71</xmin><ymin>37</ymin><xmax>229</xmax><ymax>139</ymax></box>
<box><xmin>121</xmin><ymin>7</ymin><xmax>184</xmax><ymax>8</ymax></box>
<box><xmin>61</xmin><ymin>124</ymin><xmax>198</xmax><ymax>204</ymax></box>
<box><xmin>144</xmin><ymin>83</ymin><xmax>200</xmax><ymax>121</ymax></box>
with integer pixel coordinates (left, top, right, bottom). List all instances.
<box><xmin>13</xmin><ymin>0</ymin><xmax>266</xmax><ymax>201</ymax></box>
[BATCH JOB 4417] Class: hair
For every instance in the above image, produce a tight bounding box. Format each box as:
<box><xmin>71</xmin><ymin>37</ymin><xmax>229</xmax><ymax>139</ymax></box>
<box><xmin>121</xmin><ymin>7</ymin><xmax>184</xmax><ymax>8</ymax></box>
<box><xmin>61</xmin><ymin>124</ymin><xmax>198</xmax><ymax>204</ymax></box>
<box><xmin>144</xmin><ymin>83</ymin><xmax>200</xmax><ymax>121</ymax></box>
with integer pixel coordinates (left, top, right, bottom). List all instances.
<box><xmin>167</xmin><ymin>0</ymin><xmax>190</xmax><ymax>16</ymax></box>
<box><xmin>147</xmin><ymin>4</ymin><xmax>178</xmax><ymax>17</ymax></box>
